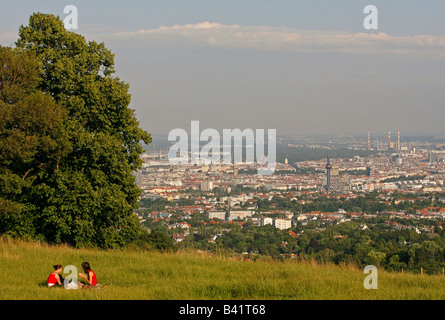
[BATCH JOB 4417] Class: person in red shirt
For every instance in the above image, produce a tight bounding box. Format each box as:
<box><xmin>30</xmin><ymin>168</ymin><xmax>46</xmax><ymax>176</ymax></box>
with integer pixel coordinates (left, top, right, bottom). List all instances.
<box><xmin>78</xmin><ymin>262</ymin><xmax>97</xmax><ymax>288</ymax></box>
<box><xmin>47</xmin><ymin>265</ymin><xmax>63</xmax><ymax>287</ymax></box>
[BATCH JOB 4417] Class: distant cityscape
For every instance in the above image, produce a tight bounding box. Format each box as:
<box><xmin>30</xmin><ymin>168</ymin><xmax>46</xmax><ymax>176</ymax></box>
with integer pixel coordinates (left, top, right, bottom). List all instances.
<box><xmin>133</xmin><ymin>132</ymin><xmax>445</xmax><ymax>242</ymax></box>
<box><xmin>136</xmin><ymin>131</ymin><xmax>445</xmax><ymax>196</ymax></box>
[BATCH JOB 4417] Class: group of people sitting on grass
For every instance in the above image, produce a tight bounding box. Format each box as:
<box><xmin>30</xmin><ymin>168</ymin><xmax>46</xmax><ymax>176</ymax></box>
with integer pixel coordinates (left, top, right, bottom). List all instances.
<box><xmin>47</xmin><ymin>262</ymin><xmax>98</xmax><ymax>289</ymax></box>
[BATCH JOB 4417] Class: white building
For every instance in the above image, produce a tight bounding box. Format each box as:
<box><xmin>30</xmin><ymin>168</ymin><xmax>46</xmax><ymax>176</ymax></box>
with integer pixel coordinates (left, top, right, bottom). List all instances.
<box><xmin>274</xmin><ymin>218</ymin><xmax>292</xmax><ymax>230</ymax></box>
<box><xmin>227</xmin><ymin>210</ymin><xmax>254</xmax><ymax>221</ymax></box>
<box><xmin>201</xmin><ymin>180</ymin><xmax>214</xmax><ymax>191</ymax></box>
<box><xmin>207</xmin><ymin>211</ymin><xmax>227</xmax><ymax>220</ymax></box>
<box><xmin>260</xmin><ymin>217</ymin><xmax>273</xmax><ymax>226</ymax></box>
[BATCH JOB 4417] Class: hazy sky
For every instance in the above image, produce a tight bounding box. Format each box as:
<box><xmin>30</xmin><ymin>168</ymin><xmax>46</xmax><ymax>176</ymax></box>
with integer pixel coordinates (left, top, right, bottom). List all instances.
<box><xmin>2</xmin><ymin>1</ymin><xmax>445</xmax><ymax>136</ymax></box>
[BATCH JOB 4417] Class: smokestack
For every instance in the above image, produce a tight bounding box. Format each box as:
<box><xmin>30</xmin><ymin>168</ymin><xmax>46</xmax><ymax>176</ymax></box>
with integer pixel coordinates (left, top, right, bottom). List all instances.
<box><xmin>398</xmin><ymin>130</ymin><xmax>400</xmax><ymax>151</ymax></box>
<box><xmin>368</xmin><ymin>130</ymin><xmax>371</xmax><ymax>150</ymax></box>
<box><xmin>388</xmin><ymin>130</ymin><xmax>391</xmax><ymax>149</ymax></box>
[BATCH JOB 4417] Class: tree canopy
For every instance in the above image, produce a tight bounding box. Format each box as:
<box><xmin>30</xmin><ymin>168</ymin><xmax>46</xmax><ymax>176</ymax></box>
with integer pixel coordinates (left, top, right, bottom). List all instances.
<box><xmin>0</xmin><ymin>13</ymin><xmax>152</xmax><ymax>248</ymax></box>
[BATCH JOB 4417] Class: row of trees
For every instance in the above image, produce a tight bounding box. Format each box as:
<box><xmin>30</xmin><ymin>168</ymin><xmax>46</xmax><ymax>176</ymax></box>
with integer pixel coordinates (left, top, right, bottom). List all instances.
<box><xmin>0</xmin><ymin>14</ymin><xmax>152</xmax><ymax>248</ymax></box>
<box><xmin>257</xmin><ymin>191</ymin><xmax>443</xmax><ymax>215</ymax></box>
<box><xmin>140</xmin><ymin>193</ymin><xmax>445</xmax><ymax>273</ymax></box>
<box><xmin>276</xmin><ymin>146</ymin><xmax>376</xmax><ymax>164</ymax></box>
<box><xmin>174</xmin><ymin>217</ymin><xmax>445</xmax><ymax>274</ymax></box>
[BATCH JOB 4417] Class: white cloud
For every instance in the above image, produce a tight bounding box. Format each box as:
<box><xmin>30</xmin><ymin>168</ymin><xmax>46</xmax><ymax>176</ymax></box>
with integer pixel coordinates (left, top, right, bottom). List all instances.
<box><xmin>106</xmin><ymin>22</ymin><xmax>445</xmax><ymax>58</ymax></box>
<box><xmin>3</xmin><ymin>21</ymin><xmax>444</xmax><ymax>59</ymax></box>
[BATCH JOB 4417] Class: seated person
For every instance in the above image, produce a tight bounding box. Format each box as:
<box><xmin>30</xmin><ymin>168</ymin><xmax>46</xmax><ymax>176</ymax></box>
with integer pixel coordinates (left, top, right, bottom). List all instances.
<box><xmin>78</xmin><ymin>262</ymin><xmax>97</xmax><ymax>288</ymax></box>
<box><xmin>47</xmin><ymin>265</ymin><xmax>63</xmax><ymax>287</ymax></box>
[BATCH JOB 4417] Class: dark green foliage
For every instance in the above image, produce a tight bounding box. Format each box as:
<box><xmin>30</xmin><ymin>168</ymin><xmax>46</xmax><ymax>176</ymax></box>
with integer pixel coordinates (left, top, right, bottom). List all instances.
<box><xmin>0</xmin><ymin>46</ymin><xmax>71</xmax><ymax>238</ymax></box>
<box><xmin>135</xmin><ymin>231</ymin><xmax>175</xmax><ymax>252</ymax></box>
<box><xmin>0</xmin><ymin>13</ymin><xmax>152</xmax><ymax>248</ymax></box>
<box><xmin>140</xmin><ymin>191</ymin><xmax>445</xmax><ymax>273</ymax></box>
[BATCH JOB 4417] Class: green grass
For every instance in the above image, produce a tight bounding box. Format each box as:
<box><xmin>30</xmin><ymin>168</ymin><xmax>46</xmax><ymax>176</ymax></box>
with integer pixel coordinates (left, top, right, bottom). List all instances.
<box><xmin>0</xmin><ymin>238</ymin><xmax>444</xmax><ymax>300</ymax></box>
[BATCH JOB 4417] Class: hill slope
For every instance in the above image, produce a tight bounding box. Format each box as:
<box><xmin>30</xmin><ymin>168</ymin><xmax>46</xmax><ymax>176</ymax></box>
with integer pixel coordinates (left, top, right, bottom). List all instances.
<box><xmin>0</xmin><ymin>238</ymin><xmax>443</xmax><ymax>300</ymax></box>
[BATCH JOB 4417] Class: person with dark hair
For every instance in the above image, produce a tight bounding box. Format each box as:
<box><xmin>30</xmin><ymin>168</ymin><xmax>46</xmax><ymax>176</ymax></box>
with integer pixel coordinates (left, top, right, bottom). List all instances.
<box><xmin>78</xmin><ymin>262</ymin><xmax>97</xmax><ymax>288</ymax></box>
<box><xmin>47</xmin><ymin>265</ymin><xmax>63</xmax><ymax>287</ymax></box>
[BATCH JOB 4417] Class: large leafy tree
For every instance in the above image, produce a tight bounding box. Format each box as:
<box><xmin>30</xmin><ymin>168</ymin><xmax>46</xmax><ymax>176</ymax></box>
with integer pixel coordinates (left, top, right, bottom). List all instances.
<box><xmin>0</xmin><ymin>46</ymin><xmax>71</xmax><ymax>237</ymax></box>
<box><xmin>0</xmin><ymin>13</ymin><xmax>152</xmax><ymax>248</ymax></box>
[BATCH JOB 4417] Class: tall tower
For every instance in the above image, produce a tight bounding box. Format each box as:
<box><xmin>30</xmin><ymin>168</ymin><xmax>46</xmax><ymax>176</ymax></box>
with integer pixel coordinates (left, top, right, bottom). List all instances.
<box><xmin>368</xmin><ymin>130</ymin><xmax>371</xmax><ymax>151</ymax></box>
<box><xmin>398</xmin><ymin>129</ymin><xmax>400</xmax><ymax>151</ymax></box>
<box><xmin>325</xmin><ymin>155</ymin><xmax>332</xmax><ymax>192</ymax></box>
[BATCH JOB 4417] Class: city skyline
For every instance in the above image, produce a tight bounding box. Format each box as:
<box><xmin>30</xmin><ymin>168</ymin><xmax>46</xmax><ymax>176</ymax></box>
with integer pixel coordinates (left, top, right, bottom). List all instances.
<box><xmin>1</xmin><ymin>1</ymin><xmax>445</xmax><ymax>135</ymax></box>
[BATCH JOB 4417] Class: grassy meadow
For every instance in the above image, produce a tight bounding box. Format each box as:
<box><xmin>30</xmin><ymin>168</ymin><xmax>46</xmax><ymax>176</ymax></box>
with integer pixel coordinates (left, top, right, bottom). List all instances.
<box><xmin>0</xmin><ymin>238</ymin><xmax>444</xmax><ymax>300</ymax></box>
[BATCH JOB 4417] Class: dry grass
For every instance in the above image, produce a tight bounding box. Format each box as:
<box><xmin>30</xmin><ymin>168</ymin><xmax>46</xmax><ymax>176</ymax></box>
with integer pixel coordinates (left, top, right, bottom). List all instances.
<box><xmin>0</xmin><ymin>238</ymin><xmax>444</xmax><ymax>300</ymax></box>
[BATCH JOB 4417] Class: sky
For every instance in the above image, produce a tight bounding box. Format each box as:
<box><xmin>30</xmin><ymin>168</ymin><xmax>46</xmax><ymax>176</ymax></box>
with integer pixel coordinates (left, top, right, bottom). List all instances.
<box><xmin>1</xmin><ymin>1</ymin><xmax>445</xmax><ymax>137</ymax></box>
